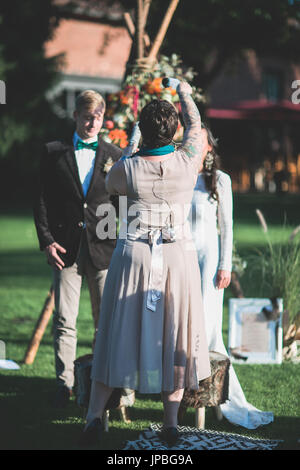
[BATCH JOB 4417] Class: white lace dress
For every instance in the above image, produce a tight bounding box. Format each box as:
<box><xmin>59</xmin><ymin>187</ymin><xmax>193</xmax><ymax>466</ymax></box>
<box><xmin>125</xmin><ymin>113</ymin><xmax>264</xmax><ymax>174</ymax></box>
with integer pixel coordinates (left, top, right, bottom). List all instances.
<box><xmin>190</xmin><ymin>170</ymin><xmax>274</xmax><ymax>429</ymax></box>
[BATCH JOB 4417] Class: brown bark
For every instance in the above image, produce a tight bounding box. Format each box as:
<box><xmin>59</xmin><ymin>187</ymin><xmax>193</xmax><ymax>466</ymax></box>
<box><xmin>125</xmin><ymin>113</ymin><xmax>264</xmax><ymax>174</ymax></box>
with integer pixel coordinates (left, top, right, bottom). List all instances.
<box><xmin>180</xmin><ymin>352</ymin><xmax>230</xmax><ymax>410</ymax></box>
<box><xmin>74</xmin><ymin>354</ymin><xmax>135</xmax><ymax>410</ymax></box>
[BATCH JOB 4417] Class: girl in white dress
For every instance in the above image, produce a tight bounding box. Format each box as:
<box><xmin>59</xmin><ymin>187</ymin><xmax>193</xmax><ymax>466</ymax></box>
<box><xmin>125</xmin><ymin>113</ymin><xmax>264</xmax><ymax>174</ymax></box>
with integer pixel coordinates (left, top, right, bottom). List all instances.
<box><xmin>190</xmin><ymin>124</ymin><xmax>274</xmax><ymax>429</ymax></box>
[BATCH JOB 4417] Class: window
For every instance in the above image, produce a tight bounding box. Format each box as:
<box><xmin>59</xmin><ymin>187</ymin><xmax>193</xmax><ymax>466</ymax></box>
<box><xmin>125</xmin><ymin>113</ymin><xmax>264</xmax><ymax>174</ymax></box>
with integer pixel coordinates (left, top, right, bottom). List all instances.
<box><xmin>262</xmin><ymin>69</ymin><xmax>283</xmax><ymax>102</ymax></box>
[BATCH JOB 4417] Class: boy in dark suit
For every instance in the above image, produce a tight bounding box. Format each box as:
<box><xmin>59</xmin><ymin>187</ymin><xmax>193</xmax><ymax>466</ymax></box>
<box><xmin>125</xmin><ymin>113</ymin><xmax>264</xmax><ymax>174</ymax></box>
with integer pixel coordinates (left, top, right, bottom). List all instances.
<box><xmin>34</xmin><ymin>90</ymin><xmax>122</xmax><ymax>407</ymax></box>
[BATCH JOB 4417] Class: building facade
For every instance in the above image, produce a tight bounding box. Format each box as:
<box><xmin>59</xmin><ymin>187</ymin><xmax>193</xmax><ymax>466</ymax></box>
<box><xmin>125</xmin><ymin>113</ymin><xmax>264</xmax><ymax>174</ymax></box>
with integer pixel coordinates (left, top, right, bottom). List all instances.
<box><xmin>206</xmin><ymin>50</ymin><xmax>300</xmax><ymax>193</ymax></box>
<box><xmin>45</xmin><ymin>1</ymin><xmax>131</xmax><ymax>118</ymax></box>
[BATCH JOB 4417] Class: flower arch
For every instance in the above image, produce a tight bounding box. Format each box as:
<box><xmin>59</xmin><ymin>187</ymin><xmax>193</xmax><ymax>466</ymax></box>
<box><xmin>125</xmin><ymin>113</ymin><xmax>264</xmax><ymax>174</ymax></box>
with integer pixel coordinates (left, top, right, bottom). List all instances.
<box><xmin>100</xmin><ymin>54</ymin><xmax>205</xmax><ymax>148</ymax></box>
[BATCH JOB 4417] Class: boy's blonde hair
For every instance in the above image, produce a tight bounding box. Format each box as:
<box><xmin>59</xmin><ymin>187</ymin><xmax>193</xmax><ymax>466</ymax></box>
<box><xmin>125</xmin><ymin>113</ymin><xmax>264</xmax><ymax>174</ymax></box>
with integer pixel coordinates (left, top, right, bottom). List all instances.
<box><xmin>75</xmin><ymin>89</ymin><xmax>106</xmax><ymax>113</ymax></box>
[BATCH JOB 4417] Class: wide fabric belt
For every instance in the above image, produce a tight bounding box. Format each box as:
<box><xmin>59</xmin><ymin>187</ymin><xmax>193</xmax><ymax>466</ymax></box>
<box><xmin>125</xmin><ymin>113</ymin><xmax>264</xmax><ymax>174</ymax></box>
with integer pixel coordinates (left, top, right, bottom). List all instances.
<box><xmin>147</xmin><ymin>227</ymin><xmax>178</xmax><ymax>312</ymax></box>
<box><xmin>126</xmin><ymin>227</ymin><xmax>178</xmax><ymax>312</ymax></box>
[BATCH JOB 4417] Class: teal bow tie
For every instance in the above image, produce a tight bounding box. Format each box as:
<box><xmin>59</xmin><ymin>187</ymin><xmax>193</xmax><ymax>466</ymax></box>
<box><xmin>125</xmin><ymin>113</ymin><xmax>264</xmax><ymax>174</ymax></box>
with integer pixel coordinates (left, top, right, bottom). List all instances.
<box><xmin>76</xmin><ymin>140</ymin><xmax>98</xmax><ymax>151</ymax></box>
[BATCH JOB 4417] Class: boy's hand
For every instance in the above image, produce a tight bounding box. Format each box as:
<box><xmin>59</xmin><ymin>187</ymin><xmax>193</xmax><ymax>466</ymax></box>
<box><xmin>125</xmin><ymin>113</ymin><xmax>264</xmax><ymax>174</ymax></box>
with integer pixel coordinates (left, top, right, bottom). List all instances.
<box><xmin>45</xmin><ymin>242</ymin><xmax>66</xmax><ymax>270</ymax></box>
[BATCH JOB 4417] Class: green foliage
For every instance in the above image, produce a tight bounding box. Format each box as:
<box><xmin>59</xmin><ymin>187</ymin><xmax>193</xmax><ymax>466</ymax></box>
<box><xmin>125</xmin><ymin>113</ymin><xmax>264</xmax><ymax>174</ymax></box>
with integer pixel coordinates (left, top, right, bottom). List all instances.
<box><xmin>245</xmin><ymin>209</ymin><xmax>300</xmax><ymax>322</ymax></box>
<box><xmin>232</xmin><ymin>242</ymin><xmax>247</xmax><ymax>277</ymax></box>
<box><xmin>0</xmin><ymin>1</ymin><xmax>71</xmax><ymax>200</ymax></box>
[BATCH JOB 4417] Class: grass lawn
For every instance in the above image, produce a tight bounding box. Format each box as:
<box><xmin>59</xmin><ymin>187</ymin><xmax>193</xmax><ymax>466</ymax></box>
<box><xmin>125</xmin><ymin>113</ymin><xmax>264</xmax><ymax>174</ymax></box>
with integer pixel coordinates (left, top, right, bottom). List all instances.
<box><xmin>0</xmin><ymin>194</ymin><xmax>300</xmax><ymax>450</ymax></box>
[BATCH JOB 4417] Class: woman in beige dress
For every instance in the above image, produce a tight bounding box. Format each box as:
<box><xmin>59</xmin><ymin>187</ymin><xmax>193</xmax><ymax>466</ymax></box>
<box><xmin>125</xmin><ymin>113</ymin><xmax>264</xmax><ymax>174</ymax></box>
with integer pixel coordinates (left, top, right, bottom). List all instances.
<box><xmin>79</xmin><ymin>80</ymin><xmax>211</xmax><ymax>447</ymax></box>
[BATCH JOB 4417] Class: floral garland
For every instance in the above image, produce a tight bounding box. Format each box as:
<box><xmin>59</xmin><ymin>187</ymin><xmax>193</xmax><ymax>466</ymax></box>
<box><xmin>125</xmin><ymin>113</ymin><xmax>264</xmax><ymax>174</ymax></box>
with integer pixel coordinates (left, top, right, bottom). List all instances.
<box><xmin>100</xmin><ymin>54</ymin><xmax>205</xmax><ymax>148</ymax></box>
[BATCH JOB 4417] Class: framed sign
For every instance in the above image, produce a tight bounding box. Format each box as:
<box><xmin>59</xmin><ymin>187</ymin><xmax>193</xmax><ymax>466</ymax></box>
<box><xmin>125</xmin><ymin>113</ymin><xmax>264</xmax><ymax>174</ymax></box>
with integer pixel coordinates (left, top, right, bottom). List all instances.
<box><xmin>228</xmin><ymin>298</ymin><xmax>283</xmax><ymax>364</ymax></box>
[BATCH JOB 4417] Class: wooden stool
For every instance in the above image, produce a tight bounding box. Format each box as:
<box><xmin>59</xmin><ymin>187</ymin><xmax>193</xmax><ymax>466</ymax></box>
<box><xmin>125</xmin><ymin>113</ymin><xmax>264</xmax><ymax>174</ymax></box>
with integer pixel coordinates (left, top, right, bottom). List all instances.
<box><xmin>74</xmin><ymin>354</ymin><xmax>135</xmax><ymax>431</ymax></box>
<box><xmin>178</xmin><ymin>351</ymin><xmax>230</xmax><ymax>429</ymax></box>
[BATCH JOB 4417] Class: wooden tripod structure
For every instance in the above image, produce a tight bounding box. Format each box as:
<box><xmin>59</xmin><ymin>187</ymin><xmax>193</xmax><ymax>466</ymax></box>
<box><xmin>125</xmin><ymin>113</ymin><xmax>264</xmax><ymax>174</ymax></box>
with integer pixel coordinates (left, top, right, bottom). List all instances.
<box><xmin>123</xmin><ymin>0</ymin><xmax>180</xmax><ymax>74</ymax></box>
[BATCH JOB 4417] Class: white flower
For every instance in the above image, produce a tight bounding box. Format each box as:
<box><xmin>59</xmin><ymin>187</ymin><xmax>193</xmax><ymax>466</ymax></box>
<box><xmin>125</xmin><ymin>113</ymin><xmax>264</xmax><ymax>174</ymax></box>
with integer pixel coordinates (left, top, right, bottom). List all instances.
<box><xmin>103</xmin><ymin>157</ymin><xmax>114</xmax><ymax>173</ymax></box>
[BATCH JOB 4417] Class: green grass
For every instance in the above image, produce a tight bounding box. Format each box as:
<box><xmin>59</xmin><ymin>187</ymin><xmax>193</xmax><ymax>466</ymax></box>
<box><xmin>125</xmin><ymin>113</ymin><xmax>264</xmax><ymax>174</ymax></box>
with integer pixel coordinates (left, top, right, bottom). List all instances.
<box><xmin>0</xmin><ymin>195</ymin><xmax>300</xmax><ymax>450</ymax></box>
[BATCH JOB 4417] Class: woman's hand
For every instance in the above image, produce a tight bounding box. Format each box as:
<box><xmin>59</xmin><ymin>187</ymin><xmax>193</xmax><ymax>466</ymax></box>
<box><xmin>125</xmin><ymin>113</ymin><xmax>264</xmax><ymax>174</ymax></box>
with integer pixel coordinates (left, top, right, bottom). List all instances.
<box><xmin>216</xmin><ymin>269</ymin><xmax>231</xmax><ymax>289</ymax></box>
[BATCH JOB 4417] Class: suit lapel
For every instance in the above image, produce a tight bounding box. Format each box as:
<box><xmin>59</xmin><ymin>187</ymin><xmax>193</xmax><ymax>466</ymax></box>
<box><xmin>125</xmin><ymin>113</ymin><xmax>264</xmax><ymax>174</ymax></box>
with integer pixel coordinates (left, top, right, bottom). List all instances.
<box><xmin>63</xmin><ymin>140</ymin><xmax>84</xmax><ymax>199</ymax></box>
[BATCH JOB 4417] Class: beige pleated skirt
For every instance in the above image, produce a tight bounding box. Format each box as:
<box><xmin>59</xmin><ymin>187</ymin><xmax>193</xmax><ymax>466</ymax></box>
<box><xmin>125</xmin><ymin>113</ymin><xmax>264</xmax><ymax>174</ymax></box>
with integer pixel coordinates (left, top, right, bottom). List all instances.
<box><xmin>91</xmin><ymin>235</ymin><xmax>211</xmax><ymax>393</ymax></box>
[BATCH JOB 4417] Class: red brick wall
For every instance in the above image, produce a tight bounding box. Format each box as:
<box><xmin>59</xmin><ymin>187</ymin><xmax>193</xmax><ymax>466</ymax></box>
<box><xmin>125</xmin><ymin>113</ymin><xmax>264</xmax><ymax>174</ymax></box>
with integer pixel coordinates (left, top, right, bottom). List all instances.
<box><xmin>45</xmin><ymin>19</ymin><xmax>131</xmax><ymax>79</ymax></box>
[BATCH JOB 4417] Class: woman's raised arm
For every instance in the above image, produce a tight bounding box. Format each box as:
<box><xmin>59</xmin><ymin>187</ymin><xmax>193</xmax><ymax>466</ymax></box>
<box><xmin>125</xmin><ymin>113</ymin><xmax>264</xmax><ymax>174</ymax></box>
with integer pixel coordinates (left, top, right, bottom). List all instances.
<box><xmin>177</xmin><ymin>81</ymin><xmax>203</xmax><ymax>164</ymax></box>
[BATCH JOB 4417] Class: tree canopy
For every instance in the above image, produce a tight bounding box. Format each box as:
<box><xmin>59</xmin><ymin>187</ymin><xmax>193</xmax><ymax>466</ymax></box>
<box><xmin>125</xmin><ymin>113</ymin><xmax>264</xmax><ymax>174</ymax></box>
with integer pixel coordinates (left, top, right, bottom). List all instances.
<box><xmin>0</xmin><ymin>1</ymin><xmax>72</xmax><ymax>199</ymax></box>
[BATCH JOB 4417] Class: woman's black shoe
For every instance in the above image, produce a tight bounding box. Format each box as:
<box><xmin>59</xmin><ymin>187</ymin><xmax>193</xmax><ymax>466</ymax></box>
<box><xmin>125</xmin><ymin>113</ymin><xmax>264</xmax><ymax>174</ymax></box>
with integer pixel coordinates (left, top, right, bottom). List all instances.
<box><xmin>159</xmin><ymin>427</ymin><xmax>180</xmax><ymax>448</ymax></box>
<box><xmin>77</xmin><ymin>418</ymin><xmax>103</xmax><ymax>448</ymax></box>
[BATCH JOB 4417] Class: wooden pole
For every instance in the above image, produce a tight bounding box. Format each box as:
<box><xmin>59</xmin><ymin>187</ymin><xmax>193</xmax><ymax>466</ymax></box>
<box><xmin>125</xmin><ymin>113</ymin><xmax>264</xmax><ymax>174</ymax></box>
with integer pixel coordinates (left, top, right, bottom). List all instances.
<box><xmin>123</xmin><ymin>11</ymin><xmax>150</xmax><ymax>47</ymax></box>
<box><xmin>123</xmin><ymin>12</ymin><xmax>135</xmax><ymax>39</ymax></box>
<box><xmin>137</xmin><ymin>0</ymin><xmax>144</xmax><ymax>60</ymax></box>
<box><xmin>214</xmin><ymin>405</ymin><xmax>223</xmax><ymax>421</ymax></box>
<box><xmin>195</xmin><ymin>407</ymin><xmax>205</xmax><ymax>429</ymax></box>
<box><xmin>147</xmin><ymin>0</ymin><xmax>180</xmax><ymax>62</ymax></box>
<box><xmin>142</xmin><ymin>0</ymin><xmax>152</xmax><ymax>30</ymax></box>
<box><xmin>23</xmin><ymin>286</ymin><xmax>55</xmax><ymax>364</ymax></box>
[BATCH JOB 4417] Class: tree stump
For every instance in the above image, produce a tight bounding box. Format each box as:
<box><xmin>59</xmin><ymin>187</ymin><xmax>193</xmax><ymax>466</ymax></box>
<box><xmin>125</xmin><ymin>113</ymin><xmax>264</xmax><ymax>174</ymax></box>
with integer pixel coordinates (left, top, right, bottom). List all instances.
<box><xmin>178</xmin><ymin>351</ymin><xmax>230</xmax><ymax>429</ymax></box>
<box><xmin>74</xmin><ymin>354</ymin><xmax>135</xmax><ymax>431</ymax></box>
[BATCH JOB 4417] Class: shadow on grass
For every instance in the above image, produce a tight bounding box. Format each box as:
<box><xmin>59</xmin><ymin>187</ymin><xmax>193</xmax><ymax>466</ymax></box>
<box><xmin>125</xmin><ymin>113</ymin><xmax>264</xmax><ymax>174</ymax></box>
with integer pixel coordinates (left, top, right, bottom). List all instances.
<box><xmin>1</xmin><ymin>372</ymin><xmax>300</xmax><ymax>450</ymax></box>
<box><xmin>0</xmin><ymin>249</ymin><xmax>50</xmax><ymax>285</ymax></box>
<box><xmin>0</xmin><ymin>374</ymin><xmax>151</xmax><ymax>450</ymax></box>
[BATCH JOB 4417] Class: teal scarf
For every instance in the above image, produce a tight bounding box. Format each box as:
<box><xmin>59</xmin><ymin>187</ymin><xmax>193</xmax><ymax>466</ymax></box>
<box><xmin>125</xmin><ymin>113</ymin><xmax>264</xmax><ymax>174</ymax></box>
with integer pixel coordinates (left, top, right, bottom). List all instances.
<box><xmin>136</xmin><ymin>144</ymin><xmax>175</xmax><ymax>156</ymax></box>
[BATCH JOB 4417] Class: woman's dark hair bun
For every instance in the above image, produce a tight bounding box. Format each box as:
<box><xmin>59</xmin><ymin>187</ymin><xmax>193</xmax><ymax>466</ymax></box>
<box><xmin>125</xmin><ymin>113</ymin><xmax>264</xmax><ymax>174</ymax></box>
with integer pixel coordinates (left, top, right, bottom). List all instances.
<box><xmin>139</xmin><ymin>100</ymin><xmax>178</xmax><ymax>148</ymax></box>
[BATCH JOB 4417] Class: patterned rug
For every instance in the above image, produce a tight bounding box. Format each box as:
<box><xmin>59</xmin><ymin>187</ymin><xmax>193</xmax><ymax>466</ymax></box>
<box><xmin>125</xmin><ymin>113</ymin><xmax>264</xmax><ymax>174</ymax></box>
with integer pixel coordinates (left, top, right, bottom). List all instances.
<box><xmin>123</xmin><ymin>424</ymin><xmax>282</xmax><ymax>451</ymax></box>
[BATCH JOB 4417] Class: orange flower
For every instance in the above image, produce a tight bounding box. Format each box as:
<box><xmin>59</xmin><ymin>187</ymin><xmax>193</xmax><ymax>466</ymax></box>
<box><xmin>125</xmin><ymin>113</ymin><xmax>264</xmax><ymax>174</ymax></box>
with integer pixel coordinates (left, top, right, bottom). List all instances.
<box><xmin>105</xmin><ymin>120</ymin><xmax>114</xmax><ymax>129</ymax></box>
<box><xmin>119</xmin><ymin>139</ymin><xmax>128</xmax><ymax>149</ymax></box>
<box><xmin>168</xmin><ymin>87</ymin><xmax>177</xmax><ymax>96</ymax></box>
<box><xmin>119</xmin><ymin>90</ymin><xmax>130</xmax><ymax>105</ymax></box>
<box><xmin>145</xmin><ymin>77</ymin><xmax>163</xmax><ymax>95</ymax></box>
<box><xmin>108</xmin><ymin>129</ymin><xmax>128</xmax><ymax>149</ymax></box>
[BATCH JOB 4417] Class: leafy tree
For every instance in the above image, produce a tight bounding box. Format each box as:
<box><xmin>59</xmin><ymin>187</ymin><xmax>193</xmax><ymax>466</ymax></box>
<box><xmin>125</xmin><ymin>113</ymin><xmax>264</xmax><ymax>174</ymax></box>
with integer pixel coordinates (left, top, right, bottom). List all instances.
<box><xmin>0</xmin><ymin>0</ymin><xmax>68</xmax><ymax>200</ymax></box>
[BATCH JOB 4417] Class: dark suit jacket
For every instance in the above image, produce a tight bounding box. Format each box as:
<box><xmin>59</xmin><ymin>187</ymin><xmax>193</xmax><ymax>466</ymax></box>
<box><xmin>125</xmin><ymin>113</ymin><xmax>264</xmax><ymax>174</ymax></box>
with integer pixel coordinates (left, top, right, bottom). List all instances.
<box><xmin>33</xmin><ymin>136</ymin><xmax>122</xmax><ymax>270</ymax></box>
